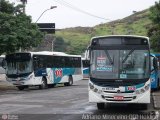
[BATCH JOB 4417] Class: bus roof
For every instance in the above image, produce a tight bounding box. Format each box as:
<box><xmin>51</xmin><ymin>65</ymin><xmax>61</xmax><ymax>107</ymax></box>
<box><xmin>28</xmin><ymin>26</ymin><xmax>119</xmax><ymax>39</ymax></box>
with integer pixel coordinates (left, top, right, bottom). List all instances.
<box><xmin>31</xmin><ymin>51</ymin><xmax>68</xmax><ymax>56</ymax></box>
<box><xmin>91</xmin><ymin>35</ymin><xmax>149</xmax><ymax>40</ymax></box>
<box><xmin>8</xmin><ymin>51</ymin><xmax>81</xmax><ymax>58</ymax></box>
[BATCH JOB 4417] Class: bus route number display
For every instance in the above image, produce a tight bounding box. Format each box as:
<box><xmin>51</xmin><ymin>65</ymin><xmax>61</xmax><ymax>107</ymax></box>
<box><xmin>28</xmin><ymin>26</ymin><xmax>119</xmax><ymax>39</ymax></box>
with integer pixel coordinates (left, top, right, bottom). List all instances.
<box><xmin>96</xmin><ymin>57</ymin><xmax>112</xmax><ymax>72</ymax></box>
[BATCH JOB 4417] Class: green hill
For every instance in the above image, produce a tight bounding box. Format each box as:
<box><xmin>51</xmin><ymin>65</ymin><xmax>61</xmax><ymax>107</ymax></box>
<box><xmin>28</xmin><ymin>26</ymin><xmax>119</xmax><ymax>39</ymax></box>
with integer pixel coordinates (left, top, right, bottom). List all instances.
<box><xmin>55</xmin><ymin>9</ymin><xmax>151</xmax><ymax>55</ymax></box>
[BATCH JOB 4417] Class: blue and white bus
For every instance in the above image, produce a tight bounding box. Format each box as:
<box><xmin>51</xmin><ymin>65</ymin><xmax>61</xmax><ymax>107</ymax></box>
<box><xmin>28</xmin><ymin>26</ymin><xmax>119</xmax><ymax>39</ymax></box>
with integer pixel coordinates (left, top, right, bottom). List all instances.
<box><xmin>4</xmin><ymin>51</ymin><xmax>83</xmax><ymax>90</ymax></box>
<box><xmin>150</xmin><ymin>54</ymin><xmax>159</xmax><ymax>90</ymax></box>
<box><xmin>153</xmin><ymin>53</ymin><xmax>160</xmax><ymax>79</ymax></box>
<box><xmin>88</xmin><ymin>35</ymin><xmax>153</xmax><ymax>110</ymax></box>
<box><xmin>82</xmin><ymin>58</ymin><xmax>89</xmax><ymax>79</ymax></box>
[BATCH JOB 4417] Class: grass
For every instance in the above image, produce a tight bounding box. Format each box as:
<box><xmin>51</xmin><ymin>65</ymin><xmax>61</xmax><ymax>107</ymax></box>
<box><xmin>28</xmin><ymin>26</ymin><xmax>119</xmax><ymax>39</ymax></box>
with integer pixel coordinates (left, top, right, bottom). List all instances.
<box><xmin>55</xmin><ymin>9</ymin><xmax>151</xmax><ymax>54</ymax></box>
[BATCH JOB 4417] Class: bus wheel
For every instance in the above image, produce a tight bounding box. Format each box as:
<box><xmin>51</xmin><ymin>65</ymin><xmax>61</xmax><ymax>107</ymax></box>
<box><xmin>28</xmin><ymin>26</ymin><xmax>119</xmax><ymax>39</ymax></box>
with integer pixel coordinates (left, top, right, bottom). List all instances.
<box><xmin>39</xmin><ymin>77</ymin><xmax>47</xmax><ymax>89</ymax></box>
<box><xmin>97</xmin><ymin>103</ymin><xmax>105</xmax><ymax>110</ymax></box>
<box><xmin>137</xmin><ymin>104</ymin><xmax>148</xmax><ymax>110</ymax></box>
<box><xmin>17</xmin><ymin>86</ymin><xmax>25</xmax><ymax>90</ymax></box>
<box><xmin>48</xmin><ymin>84</ymin><xmax>56</xmax><ymax>88</ymax></box>
<box><xmin>64</xmin><ymin>76</ymin><xmax>73</xmax><ymax>86</ymax></box>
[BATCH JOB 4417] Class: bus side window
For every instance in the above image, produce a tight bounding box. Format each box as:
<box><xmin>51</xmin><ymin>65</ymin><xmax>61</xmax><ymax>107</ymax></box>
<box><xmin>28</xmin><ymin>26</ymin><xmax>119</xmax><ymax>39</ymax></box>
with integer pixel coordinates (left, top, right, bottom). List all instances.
<box><xmin>61</xmin><ymin>57</ymin><xmax>65</xmax><ymax>68</ymax></box>
<box><xmin>33</xmin><ymin>56</ymin><xmax>40</xmax><ymax>70</ymax></box>
<box><xmin>53</xmin><ymin>56</ymin><xmax>62</xmax><ymax>68</ymax></box>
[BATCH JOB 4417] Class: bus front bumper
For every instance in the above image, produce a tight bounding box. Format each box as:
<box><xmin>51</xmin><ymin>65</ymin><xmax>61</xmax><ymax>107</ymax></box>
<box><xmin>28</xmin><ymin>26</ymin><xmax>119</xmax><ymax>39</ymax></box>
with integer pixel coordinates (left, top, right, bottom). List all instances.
<box><xmin>89</xmin><ymin>89</ymin><xmax>150</xmax><ymax>104</ymax></box>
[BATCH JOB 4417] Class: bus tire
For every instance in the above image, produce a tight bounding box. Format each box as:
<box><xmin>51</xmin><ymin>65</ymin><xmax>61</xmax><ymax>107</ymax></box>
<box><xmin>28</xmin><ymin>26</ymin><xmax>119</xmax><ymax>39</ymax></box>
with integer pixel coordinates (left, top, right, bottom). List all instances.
<box><xmin>48</xmin><ymin>84</ymin><xmax>56</xmax><ymax>88</ymax></box>
<box><xmin>137</xmin><ymin>104</ymin><xmax>148</xmax><ymax>110</ymax></box>
<box><xmin>39</xmin><ymin>77</ymin><xmax>48</xmax><ymax>89</ymax></box>
<box><xmin>64</xmin><ymin>76</ymin><xmax>73</xmax><ymax>86</ymax></box>
<box><xmin>17</xmin><ymin>86</ymin><xmax>25</xmax><ymax>90</ymax></box>
<box><xmin>97</xmin><ymin>103</ymin><xmax>105</xmax><ymax>110</ymax></box>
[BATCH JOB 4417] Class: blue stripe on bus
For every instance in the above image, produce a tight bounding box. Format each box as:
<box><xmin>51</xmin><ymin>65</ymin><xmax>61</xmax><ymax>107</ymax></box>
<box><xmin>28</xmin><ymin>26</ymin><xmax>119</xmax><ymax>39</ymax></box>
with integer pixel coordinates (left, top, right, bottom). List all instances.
<box><xmin>83</xmin><ymin>68</ymin><xmax>89</xmax><ymax>74</ymax></box>
<box><xmin>53</xmin><ymin>68</ymin><xmax>76</xmax><ymax>83</ymax></box>
<box><xmin>135</xmin><ymin>83</ymin><xmax>145</xmax><ymax>89</ymax></box>
<box><xmin>34</xmin><ymin>68</ymin><xmax>47</xmax><ymax>76</ymax></box>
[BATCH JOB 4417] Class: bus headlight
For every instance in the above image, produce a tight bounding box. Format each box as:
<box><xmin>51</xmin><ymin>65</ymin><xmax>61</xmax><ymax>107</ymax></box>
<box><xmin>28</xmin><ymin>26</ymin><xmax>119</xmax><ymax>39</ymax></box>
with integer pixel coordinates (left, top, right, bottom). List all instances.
<box><xmin>29</xmin><ymin>75</ymin><xmax>33</xmax><ymax>79</ymax></box>
<box><xmin>89</xmin><ymin>83</ymin><xmax>102</xmax><ymax>93</ymax></box>
<box><xmin>94</xmin><ymin>88</ymin><xmax>98</xmax><ymax>92</ymax></box>
<box><xmin>135</xmin><ymin>84</ymin><xmax>150</xmax><ymax>94</ymax></box>
<box><xmin>98</xmin><ymin>90</ymin><xmax>102</xmax><ymax>94</ymax></box>
<box><xmin>140</xmin><ymin>89</ymin><xmax>145</xmax><ymax>93</ymax></box>
<box><xmin>144</xmin><ymin>84</ymin><xmax>150</xmax><ymax>91</ymax></box>
<box><xmin>89</xmin><ymin>83</ymin><xmax>94</xmax><ymax>89</ymax></box>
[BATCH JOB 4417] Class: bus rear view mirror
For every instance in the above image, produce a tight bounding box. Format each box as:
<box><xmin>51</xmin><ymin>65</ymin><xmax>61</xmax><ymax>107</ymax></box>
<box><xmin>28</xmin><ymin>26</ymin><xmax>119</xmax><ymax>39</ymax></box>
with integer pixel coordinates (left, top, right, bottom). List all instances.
<box><xmin>153</xmin><ymin>57</ymin><xmax>158</xmax><ymax>70</ymax></box>
<box><xmin>85</xmin><ymin>60</ymin><xmax>90</xmax><ymax>67</ymax></box>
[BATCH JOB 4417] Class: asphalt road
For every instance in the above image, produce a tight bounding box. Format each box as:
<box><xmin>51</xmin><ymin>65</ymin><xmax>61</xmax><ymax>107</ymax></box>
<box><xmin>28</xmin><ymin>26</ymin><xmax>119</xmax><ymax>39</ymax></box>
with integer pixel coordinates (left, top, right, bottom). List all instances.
<box><xmin>0</xmin><ymin>80</ymin><xmax>159</xmax><ymax>120</ymax></box>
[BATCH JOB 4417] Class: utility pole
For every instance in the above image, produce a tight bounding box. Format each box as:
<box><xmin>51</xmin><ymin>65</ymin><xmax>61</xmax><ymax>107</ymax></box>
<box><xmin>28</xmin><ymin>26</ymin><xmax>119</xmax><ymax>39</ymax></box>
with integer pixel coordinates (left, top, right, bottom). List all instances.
<box><xmin>20</xmin><ymin>0</ymin><xmax>27</xmax><ymax>13</ymax></box>
<box><xmin>19</xmin><ymin>0</ymin><xmax>27</xmax><ymax>52</ymax></box>
<box><xmin>52</xmin><ymin>37</ymin><xmax>56</xmax><ymax>51</ymax></box>
<box><xmin>35</xmin><ymin>6</ymin><xmax>57</xmax><ymax>52</ymax></box>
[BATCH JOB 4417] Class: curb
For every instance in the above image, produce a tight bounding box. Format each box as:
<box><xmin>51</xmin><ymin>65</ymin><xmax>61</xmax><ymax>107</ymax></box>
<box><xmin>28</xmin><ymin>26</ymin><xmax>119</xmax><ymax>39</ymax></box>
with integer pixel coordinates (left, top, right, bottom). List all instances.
<box><xmin>0</xmin><ymin>85</ymin><xmax>16</xmax><ymax>91</ymax></box>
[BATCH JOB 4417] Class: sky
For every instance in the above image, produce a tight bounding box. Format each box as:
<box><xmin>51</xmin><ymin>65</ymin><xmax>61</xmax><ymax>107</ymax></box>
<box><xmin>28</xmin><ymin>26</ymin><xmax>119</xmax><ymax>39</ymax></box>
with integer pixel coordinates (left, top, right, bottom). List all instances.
<box><xmin>9</xmin><ymin>0</ymin><xmax>158</xmax><ymax>29</ymax></box>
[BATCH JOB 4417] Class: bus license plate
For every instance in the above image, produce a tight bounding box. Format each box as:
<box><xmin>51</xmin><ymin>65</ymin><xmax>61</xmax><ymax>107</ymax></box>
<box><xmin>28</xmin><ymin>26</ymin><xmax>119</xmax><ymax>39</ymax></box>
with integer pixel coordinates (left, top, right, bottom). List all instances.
<box><xmin>106</xmin><ymin>87</ymin><xmax>115</xmax><ymax>90</ymax></box>
<box><xmin>114</xmin><ymin>96</ymin><xmax>124</xmax><ymax>100</ymax></box>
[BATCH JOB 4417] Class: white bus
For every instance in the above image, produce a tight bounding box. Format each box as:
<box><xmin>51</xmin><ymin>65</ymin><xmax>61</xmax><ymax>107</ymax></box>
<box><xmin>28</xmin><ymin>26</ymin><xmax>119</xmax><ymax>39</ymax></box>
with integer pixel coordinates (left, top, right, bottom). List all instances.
<box><xmin>4</xmin><ymin>51</ymin><xmax>83</xmax><ymax>90</ymax></box>
<box><xmin>88</xmin><ymin>35</ymin><xmax>153</xmax><ymax>110</ymax></box>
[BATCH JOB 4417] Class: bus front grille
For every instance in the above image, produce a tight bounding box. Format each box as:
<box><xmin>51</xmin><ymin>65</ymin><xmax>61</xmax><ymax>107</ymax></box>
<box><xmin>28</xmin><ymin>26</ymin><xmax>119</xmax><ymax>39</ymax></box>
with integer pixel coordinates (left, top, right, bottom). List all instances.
<box><xmin>102</xmin><ymin>96</ymin><xmax>136</xmax><ymax>101</ymax></box>
<box><xmin>103</xmin><ymin>91</ymin><xmax>134</xmax><ymax>93</ymax></box>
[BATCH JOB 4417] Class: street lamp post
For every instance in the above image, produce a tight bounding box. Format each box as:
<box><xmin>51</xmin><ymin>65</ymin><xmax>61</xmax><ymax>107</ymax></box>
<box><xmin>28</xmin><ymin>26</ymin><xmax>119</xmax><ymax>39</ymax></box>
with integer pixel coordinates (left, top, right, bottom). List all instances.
<box><xmin>35</xmin><ymin>6</ymin><xmax>57</xmax><ymax>52</ymax></box>
<box><xmin>36</xmin><ymin>6</ymin><xmax>57</xmax><ymax>23</ymax></box>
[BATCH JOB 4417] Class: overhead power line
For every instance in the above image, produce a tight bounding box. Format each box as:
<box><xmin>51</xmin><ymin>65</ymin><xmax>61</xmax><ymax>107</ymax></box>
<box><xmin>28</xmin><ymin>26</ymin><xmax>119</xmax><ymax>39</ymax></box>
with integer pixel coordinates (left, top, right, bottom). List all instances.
<box><xmin>53</xmin><ymin>0</ymin><xmax>110</xmax><ymax>21</ymax></box>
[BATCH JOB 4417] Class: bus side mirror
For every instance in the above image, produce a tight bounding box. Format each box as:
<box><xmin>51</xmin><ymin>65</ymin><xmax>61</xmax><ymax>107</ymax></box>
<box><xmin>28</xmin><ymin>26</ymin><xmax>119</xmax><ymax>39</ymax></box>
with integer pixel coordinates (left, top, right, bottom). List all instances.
<box><xmin>2</xmin><ymin>59</ymin><xmax>6</xmax><ymax>69</ymax></box>
<box><xmin>85</xmin><ymin>60</ymin><xmax>90</xmax><ymax>67</ymax></box>
<box><xmin>153</xmin><ymin>57</ymin><xmax>158</xmax><ymax>70</ymax></box>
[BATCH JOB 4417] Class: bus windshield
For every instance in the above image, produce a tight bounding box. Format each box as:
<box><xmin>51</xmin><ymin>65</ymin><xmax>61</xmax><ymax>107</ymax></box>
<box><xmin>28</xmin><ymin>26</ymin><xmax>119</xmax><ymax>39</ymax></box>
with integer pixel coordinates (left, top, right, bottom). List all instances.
<box><xmin>6</xmin><ymin>60</ymin><xmax>32</xmax><ymax>75</ymax></box>
<box><xmin>90</xmin><ymin>49</ymin><xmax>150</xmax><ymax>79</ymax></box>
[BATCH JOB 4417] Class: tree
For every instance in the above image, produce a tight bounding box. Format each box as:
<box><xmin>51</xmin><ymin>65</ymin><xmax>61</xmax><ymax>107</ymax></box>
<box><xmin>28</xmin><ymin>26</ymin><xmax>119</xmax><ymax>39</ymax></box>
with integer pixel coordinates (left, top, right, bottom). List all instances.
<box><xmin>0</xmin><ymin>0</ymin><xmax>44</xmax><ymax>55</ymax></box>
<box><xmin>148</xmin><ymin>0</ymin><xmax>160</xmax><ymax>52</ymax></box>
<box><xmin>54</xmin><ymin>36</ymin><xmax>70</xmax><ymax>52</ymax></box>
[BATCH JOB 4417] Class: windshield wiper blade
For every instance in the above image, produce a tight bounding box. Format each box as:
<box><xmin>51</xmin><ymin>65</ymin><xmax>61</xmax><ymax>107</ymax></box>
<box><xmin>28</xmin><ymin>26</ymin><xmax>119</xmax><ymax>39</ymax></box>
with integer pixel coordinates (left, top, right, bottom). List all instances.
<box><xmin>105</xmin><ymin>50</ymin><xmax>114</xmax><ymax>65</ymax></box>
<box><xmin>122</xmin><ymin>49</ymin><xmax>134</xmax><ymax>63</ymax></box>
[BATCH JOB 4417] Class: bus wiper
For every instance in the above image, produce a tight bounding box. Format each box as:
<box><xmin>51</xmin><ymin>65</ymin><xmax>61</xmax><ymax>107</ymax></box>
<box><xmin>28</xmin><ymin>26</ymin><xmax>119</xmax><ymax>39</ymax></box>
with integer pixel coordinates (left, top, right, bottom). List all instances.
<box><xmin>122</xmin><ymin>49</ymin><xmax>134</xmax><ymax>63</ymax></box>
<box><xmin>105</xmin><ymin>50</ymin><xmax>114</xmax><ymax>65</ymax></box>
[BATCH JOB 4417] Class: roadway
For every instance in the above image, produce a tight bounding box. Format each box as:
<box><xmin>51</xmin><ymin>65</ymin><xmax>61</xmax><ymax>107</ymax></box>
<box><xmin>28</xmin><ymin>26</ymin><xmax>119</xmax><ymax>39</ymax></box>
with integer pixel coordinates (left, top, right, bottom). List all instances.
<box><xmin>0</xmin><ymin>79</ymin><xmax>159</xmax><ymax>120</ymax></box>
